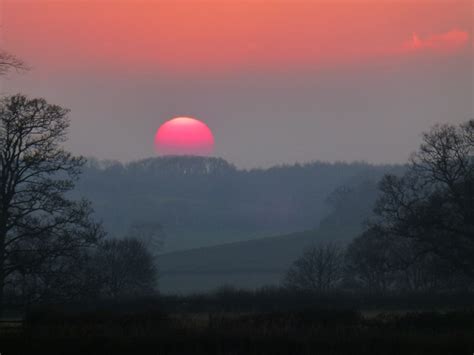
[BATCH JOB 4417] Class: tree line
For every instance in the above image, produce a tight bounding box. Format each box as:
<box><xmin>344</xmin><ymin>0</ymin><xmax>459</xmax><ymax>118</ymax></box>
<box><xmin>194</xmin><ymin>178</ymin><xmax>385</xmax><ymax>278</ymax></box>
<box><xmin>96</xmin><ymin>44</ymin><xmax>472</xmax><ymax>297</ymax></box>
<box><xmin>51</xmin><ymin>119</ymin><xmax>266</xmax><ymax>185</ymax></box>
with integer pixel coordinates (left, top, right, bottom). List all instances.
<box><xmin>78</xmin><ymin>150</ymin><xmax>393</xmax><ymax>251</ymax></box>
<box><xmin>285</xmin><ymin>120</ymin><xmax>474</xmax><ymax>293</ymax></box>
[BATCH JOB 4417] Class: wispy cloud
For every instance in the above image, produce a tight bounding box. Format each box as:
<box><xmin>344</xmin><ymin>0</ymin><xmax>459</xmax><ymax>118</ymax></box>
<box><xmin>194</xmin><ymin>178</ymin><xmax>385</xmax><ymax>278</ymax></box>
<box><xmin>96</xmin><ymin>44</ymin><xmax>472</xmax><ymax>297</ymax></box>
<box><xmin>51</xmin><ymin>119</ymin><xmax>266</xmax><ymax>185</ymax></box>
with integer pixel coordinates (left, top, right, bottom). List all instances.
<box><xmin>397</xmin><ymin>29</ymin><xmax>470</xmax><ymax>53</ymax></box>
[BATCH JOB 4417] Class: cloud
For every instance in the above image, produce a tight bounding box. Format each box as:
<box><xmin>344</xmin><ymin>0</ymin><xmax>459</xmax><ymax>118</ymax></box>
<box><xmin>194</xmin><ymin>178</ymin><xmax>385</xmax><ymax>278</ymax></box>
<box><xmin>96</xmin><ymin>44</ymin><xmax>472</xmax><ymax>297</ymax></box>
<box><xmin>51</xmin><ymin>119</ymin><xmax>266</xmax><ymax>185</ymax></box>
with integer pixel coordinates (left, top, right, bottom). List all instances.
<box><xmin>398</xmin><ymin>29</ymin><xmax>470</xmax><ymax>53</ymax></box>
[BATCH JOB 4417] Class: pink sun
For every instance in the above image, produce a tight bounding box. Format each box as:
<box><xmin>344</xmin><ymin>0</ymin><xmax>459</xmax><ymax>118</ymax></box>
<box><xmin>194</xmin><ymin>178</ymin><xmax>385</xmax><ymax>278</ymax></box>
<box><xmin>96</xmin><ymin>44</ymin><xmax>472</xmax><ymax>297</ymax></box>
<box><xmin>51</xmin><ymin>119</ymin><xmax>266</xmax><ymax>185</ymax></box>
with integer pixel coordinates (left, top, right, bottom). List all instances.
<box><xmin>154</xmin><ymin>117</ymin><xmax>215</xmax><ymax>156</ymax></box>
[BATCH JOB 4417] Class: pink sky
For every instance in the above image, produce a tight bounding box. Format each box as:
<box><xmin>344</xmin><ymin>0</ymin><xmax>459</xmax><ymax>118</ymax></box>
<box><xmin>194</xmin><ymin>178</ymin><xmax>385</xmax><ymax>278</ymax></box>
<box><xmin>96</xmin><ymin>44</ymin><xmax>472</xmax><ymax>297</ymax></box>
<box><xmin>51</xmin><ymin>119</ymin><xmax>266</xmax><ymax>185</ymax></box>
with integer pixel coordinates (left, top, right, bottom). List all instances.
<box><xmin>3</xmin><ymin>1</ymin><xmax>471</xmax><ymax>75</ymax></box>
<box><xmin>1</xmin><ymin>1</ymin><xmax>472</xmax><ymax>167</ymax></box>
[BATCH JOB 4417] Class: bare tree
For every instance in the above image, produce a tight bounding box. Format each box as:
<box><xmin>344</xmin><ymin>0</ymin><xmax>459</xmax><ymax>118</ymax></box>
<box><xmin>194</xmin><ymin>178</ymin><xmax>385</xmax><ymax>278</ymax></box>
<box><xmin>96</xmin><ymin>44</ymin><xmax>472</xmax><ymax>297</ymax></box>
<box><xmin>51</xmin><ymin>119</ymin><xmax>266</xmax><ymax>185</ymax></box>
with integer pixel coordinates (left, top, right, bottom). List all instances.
<box><xmin>0</xmin><ymin>94</ymin><xmax>102</xmax><ymax>314</ymax></box>
<box><xmin>92</xmin><ymin>238</ymin><xmax>157</xmax><ymax>298</ymax></box>
<box><xmin>0</xmin><ymin>50</ymin><xmax>28</xmax><ymax>76</ymax></box>
<box><xmin>7</xmin><ymin>243</ymin><xmax>100</xmax><ymax>304</ymax></box>
<box><xmin>346</xmin><ymin>226</ymin><xmax>469</xmax><ymax>292</ymax></box>
<box><xmin>284</xmin><ymin>243</ymin><xmax>344</xmax><ymax>292</ymax></box>
<box><xmin>374</xmin><ymin>120</ymin><xmax>474</xmax><ymax>279</ymax></box>
<box><xmin>344</xmin><ymin>228</ymin><xmax>397</xmax><ymax>292</ymax></box>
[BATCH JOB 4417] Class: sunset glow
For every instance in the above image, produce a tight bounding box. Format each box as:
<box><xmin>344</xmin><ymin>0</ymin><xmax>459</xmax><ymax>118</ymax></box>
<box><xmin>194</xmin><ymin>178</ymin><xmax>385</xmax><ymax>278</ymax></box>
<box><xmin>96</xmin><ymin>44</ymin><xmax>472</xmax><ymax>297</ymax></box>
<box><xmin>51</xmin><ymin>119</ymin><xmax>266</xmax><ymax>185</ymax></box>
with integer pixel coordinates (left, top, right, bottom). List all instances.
<box><xmin>3</xmin><ymin>1</ymin><xmax>471</xmax><ymax>75</ymax></box>
<box><xmin>1</xmin><ymin>0</ymin><xmax>471</xmax><ymax>165</ymax></box>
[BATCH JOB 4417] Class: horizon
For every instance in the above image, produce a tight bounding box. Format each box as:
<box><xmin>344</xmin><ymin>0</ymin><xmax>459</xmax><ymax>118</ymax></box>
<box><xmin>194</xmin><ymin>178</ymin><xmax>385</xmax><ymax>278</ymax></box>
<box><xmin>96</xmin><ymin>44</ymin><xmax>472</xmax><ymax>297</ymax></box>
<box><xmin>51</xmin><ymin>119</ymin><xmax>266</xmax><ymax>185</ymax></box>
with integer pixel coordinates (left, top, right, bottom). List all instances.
<box><xmin>83</xmin><ymin>152</ymin><xmax>405</xmax><ymax>171</ymax></box>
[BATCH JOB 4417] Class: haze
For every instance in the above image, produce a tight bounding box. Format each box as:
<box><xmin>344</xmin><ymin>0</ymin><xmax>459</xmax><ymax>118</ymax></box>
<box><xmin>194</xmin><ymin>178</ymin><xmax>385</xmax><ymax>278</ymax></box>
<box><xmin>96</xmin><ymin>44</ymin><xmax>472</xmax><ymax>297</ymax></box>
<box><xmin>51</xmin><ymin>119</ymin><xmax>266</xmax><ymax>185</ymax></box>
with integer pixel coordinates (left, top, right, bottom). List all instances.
<box><xmin>1</xmin><ymin>0</ymin><xmax>472</xmax><ymax>167</ymax></box>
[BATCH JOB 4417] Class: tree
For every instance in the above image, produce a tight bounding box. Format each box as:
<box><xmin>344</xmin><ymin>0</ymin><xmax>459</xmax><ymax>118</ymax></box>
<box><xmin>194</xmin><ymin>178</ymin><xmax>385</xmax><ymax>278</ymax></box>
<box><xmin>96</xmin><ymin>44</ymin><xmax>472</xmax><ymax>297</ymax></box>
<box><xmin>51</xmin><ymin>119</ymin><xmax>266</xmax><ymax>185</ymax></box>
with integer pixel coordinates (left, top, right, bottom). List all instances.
<box><xmin>0</xmin><ymin>50</ymin><xmax>28</xmax><ymax>76</ymax></box>
<box><xmin>319</xmin><ymin>179</ymin><xmax>381</xmax><ymax>236</ymax></box>
<box><xmin>284</xmin><ymin>243</ymin><xmax>344</xmax><ymax>292</ymax></box>
<box><xmin>345</xmin><ymin>228</ymin><xmax>397</xmax><ymax>292</ymax></box>
<box><xmin>126</xmin><ymin>222</ymin><xmax>165</xmax><ymax>258</ymax></box>
<box><xmin>92</xmin><ymin>238</ymin><xmax>157</xmax><ymax>298</ymax></box>
<box><xmin>0</xmin><ymin>94</ymin><xmax>102</xmax><ymax>314</ymax></box>
<box><xmin>6</xmin><ymin>243</ymin><xmax>100</xmax><ymax>304</ymax></box>
<box><xmin>374</xmin><ymin>120</ymin><xmax>474</xmax><ymax>280</ymax></box>
<box><xmin>346</xmin><ymin>227</ymin><xmax>468</xmax><ymax>292</ymax></box>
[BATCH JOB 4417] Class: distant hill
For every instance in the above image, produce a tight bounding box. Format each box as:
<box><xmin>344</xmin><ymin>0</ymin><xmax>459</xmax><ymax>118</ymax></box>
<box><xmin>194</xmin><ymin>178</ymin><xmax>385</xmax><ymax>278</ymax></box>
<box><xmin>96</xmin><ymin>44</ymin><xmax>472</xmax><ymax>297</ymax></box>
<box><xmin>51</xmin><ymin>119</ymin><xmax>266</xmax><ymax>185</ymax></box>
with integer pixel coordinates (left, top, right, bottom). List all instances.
<box><xmin>158</xmin><ymin>229</ymin><xmax>318</xmax><ymax>293</ymax></box>
<box><xmin>76</xmin><ymin>156</ymin><xmax>397</xmax><ymax>252</ymax></box>
<box><xmin>158</xmin><ymin>178</ymin><xmax>393</xmax><ymax>293</ymax></box>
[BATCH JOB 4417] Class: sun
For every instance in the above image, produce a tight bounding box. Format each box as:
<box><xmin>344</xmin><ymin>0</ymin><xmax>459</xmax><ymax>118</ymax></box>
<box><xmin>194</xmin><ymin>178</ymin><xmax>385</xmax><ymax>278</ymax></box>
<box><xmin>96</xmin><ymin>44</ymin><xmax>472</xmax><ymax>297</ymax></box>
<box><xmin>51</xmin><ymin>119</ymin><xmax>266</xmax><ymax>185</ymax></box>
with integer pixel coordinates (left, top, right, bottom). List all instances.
<box><xmin>154</xmin><ymin>117</ymin><xmax>215</xmax><ymax>156</ymax></box>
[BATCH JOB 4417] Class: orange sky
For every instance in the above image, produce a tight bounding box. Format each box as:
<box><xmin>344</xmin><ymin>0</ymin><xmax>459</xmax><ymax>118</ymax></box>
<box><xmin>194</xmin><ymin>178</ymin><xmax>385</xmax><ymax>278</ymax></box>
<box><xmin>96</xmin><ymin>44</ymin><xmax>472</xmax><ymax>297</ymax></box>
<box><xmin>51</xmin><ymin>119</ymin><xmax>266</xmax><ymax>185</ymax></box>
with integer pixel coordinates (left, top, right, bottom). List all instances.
<box><xmin>3</xmin><ymin>0</ymin><xmax>472</xmax><ymax>75</ymax></box>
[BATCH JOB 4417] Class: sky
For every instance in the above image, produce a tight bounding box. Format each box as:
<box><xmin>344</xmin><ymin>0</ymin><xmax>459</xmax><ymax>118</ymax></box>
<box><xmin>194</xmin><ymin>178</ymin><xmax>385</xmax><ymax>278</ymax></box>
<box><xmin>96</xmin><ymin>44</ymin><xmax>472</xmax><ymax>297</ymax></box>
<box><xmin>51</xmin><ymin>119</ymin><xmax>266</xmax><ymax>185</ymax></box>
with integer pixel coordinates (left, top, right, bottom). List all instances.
<box><xmin>1</xmin><ymin>0</ymin><xmax>472</xmax><ymax>167</ymax></box>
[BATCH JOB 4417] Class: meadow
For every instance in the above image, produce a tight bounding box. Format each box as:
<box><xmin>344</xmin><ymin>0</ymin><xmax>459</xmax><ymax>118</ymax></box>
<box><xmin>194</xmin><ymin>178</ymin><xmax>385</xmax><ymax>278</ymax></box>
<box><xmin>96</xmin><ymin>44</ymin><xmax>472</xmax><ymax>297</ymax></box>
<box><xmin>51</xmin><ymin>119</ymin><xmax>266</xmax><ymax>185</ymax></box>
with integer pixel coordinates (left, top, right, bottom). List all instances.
<box><xmin>1</xmin><ymin>290</ymin><xmax>474</xmax><ymax>355</ymax></box>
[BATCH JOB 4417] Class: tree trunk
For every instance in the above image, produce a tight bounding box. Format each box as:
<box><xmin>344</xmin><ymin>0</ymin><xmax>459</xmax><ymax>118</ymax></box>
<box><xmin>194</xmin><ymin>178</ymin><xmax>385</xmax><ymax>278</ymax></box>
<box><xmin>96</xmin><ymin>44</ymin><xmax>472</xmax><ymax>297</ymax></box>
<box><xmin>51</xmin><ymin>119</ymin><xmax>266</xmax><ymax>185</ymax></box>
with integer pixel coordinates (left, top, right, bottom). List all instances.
<box><xmin>0</xmin><ymin>233</ymin><xmax>5</xmax><ymax>319</ymax></box>
<box><xmin>0</xmin><ymin>216</ymin><xmax>8</xmax><ymax>318</ymax></box>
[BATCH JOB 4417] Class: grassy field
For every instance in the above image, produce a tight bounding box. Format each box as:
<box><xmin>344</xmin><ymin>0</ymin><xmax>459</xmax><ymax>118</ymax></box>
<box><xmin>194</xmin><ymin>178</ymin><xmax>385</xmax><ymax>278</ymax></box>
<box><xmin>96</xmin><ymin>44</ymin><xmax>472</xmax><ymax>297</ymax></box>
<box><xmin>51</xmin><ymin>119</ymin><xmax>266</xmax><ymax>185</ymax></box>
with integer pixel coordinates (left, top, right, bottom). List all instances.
<box><xmin>1</xmin><ymin>310</ymin><xmax>473</xmax><ymax>355</ymax></box>
<box><xmin>1</xmin><ymin>293</ymin><xmax>474</xmax><ymax>355</ymax></box>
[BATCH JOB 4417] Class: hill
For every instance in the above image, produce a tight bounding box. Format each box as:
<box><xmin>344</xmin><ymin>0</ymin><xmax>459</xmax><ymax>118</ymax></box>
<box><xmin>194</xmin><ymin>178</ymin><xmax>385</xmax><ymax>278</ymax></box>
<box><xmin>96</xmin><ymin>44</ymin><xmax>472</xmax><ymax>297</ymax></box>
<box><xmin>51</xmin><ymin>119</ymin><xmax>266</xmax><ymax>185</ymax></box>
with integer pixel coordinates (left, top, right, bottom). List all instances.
<box><xmin>158</xmin><ymin>178</ymin><xmax>385</xmax><ymax>293</ymax></box>
<box><xmin>158</xmin><ymin>230</ymin><xmax>315</xmax><ymax>293</ymax></box>
<box><xmin>75</xmin><ymin>156</ymin><xmax>396</xmax><ymax>252</ymax></box>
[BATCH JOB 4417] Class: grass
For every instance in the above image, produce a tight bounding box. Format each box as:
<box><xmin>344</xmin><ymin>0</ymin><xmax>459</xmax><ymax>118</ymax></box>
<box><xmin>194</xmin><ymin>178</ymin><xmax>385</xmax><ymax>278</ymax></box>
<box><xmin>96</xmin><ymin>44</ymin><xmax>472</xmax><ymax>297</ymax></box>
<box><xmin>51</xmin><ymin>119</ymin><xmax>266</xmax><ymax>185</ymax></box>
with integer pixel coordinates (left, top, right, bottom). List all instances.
<box><xmin>2</xmin><ymin>292</ymin><xmax>474</xmax><ymax>354</ymax></box>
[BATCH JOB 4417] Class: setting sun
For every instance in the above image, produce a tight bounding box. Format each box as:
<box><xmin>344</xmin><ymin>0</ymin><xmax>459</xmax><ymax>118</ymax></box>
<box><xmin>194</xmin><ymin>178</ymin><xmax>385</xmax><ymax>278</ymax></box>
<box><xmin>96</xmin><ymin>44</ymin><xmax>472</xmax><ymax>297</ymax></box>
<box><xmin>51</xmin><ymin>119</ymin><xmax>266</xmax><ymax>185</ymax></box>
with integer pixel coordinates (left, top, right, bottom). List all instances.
<box><xmin>154</xmin><ymin>117</ymin><xmax>215</xmax><ymax>156</ymax></box>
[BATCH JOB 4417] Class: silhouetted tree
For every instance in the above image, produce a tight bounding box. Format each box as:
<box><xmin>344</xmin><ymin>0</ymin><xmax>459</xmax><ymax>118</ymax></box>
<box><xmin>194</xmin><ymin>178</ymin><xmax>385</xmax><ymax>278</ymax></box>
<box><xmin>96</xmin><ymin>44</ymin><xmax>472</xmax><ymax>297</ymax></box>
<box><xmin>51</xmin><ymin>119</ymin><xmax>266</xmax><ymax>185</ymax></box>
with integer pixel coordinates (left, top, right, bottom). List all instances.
<box><xmin>346</xmin><ymin>226</ymin><xmax>468</xmax><ymax>292</ymax></box>
<box><xmin>319</xmin><ymin>179</ymin><xmax>381</xmax><ymax>236</ymax></box>
<box><xmin>0</xmin><ymin>94</ymin><xmax>102</xmax><ymax>314</ymax></box>
<box><xmin>0</xmin><ymin>50</ymin><xmax>28</xmax><ymax>76</ymax></box>
<box><xmin>374</xmin><ymin>120</ymin><xmax>474</xmax><ymax>280</ymax></box>
<box><xmin>345</xmin><ymin>228</ymin><xmax>397</xmax><ymax>292</ymax></box>
<box><xmin>7</xmin><ymin>243</ymin><xmax>100</xmax><ymax>304</ymax></box>
<box><xmin>284</xmin><ymin>243</ymin><xmax>344</xmax><ymax>292</ymax></box>
<box><xmin>92</xmin><ymin>238</ymin><xmax>157</xmax><ymax>298</ymax></box>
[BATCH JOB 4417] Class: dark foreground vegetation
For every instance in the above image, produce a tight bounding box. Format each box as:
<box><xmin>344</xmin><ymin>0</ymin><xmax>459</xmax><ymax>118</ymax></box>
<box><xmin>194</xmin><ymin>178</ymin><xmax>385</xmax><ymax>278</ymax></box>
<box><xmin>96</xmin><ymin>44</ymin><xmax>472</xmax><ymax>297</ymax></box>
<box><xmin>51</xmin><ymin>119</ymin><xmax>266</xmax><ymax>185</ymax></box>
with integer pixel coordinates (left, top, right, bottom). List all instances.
<box><xmin>2</xmin><ymin>290</ymin><xmax>474</xmax><ymax>355</ymax></box>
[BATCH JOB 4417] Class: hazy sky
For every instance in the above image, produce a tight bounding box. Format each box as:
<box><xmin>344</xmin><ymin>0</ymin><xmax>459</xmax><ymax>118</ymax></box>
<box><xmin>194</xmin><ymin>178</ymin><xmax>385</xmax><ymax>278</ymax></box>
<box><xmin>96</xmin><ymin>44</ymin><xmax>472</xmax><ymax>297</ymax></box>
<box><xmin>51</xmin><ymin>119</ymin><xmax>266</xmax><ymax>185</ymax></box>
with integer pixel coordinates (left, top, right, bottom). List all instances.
<box><xmin>1</xmin><ymin>0</ymin><xmax>472</xmax><ymax>167</ymax></box>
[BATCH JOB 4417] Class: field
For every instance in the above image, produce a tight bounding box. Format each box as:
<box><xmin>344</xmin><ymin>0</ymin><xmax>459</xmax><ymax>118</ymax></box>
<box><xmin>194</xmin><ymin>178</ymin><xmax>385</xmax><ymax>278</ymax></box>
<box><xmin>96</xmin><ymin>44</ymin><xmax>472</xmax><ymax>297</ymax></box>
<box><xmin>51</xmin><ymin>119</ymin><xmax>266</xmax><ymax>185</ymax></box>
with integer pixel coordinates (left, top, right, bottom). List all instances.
<box><xmin>1</xmin><ymin>291</ymin><xmax>474</xmax><ymax>355</ymax></box>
